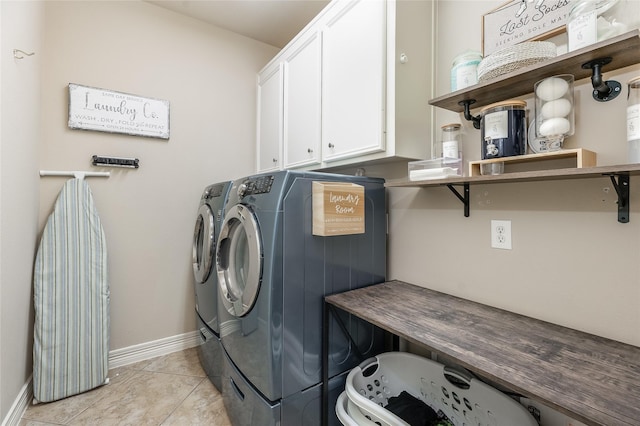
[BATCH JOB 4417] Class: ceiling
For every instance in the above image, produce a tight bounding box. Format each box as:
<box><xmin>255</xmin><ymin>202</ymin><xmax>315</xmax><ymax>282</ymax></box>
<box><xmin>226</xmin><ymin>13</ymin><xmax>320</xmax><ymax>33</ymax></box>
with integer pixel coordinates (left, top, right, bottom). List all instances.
<box><xmin>147</xmin><ymin>0</ymin><xmax>330</xmax><ymax>48</ymax></box>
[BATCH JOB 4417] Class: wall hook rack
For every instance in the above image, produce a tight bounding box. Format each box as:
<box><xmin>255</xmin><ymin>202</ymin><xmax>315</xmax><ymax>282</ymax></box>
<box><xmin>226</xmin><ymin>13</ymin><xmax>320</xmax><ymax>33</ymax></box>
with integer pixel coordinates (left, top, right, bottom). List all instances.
<box><xmin>92</xmin><ymin>155</ymin><xmax>139</xmax><ymax>168</ymax></box>
<box><xmin>582</xmin><ymin>57</ymin><xmax>621</xmax><ymax>102</ymax></box>
<box><xmin>459</xmin><ymin>100</ymin><xmax>481</xmax><ymax>129</ymax></box>
<box><xmin>13</xmin><ymin>49</ymin><xmax>35</xmax><ymax>59</ymax></box>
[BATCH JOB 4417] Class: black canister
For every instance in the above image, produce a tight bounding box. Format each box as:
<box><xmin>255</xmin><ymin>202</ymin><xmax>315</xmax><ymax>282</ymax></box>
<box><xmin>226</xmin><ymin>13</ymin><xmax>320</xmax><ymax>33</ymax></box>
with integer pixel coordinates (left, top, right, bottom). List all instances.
<box><xmin>480</xmin><ymin>100</ymin><xmax>527</xmax><ymax>159</ymax></box>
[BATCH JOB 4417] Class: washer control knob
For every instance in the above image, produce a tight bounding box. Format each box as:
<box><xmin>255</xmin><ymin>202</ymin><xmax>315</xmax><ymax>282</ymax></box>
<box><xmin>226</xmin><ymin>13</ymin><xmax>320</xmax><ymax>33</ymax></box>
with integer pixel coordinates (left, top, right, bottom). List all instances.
<box><xmin>237</xmin><ymin>182</ymin><xmax>248</xmax><ymax>198</ymax></box>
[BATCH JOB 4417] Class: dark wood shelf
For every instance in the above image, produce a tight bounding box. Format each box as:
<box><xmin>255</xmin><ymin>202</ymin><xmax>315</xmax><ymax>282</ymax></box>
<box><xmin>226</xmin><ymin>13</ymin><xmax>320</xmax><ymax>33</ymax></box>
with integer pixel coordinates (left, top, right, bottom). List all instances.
<box><xmin>326</xmin><ymin>281</ymin><xmax>640</xmax><ymax>426</ymax></box>
<box><xmin>387</xmin><ymin>163</ymin><xmax>640</xmax><ymax>222</ymax></box>
<box><xmin>430</xmin><ymin>30</ymin><xmax>640</xmax><ymax>112</ymax></box>
<box><xmin>386</xmin><ymin>163</ymin><xmax>640</xmax><ymax>188</ymax></box>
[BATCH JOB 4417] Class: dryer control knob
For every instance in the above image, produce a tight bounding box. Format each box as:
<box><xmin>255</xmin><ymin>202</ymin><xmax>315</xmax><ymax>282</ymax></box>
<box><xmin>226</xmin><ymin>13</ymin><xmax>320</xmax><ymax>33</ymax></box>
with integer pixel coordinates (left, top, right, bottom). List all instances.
<box><xmin>238</xmin><ymin>183</ymin><xmax>248</xmax><ymax>198</ymax></box>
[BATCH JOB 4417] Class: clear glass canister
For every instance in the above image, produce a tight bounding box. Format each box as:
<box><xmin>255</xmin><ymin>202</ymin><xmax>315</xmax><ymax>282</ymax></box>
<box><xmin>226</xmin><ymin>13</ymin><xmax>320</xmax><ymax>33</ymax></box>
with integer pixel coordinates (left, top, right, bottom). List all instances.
<box><xmin>439</xmin><ymin>123</ymin><xmax>462</xmax><ymax>159</ymax></box>
<box><xmin>627</xmin><ymin>76</ymin><xmax>640</xmax><ymax>163</ymax></box>
<box><xmin>480</xmin><ymin>100</ymin><xmax>527</xmax><ymax>160</ymax></box>
<box><xmin>568</xmin><ymin>0</ymin><xmax>640</xmax><ymax>52</ymax></box>
<box><xmin>534</xmin><ymin>74</ymin><xmax>575</xmax><ymax>150</ymax></box>
<box><xmin>450</xmin><ymin>51</ymin><xmax>482</xmax><ymax>92</ymax></box>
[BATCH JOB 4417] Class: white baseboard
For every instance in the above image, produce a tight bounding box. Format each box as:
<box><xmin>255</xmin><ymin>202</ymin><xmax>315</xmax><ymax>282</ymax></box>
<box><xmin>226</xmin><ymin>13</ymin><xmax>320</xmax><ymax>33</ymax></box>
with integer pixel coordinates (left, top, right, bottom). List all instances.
<box><xmin>1</xmin><ymin>331</ymin><xmax>200</xmax><ymax>426</ymax></box>
<box><xmin>1</xmin><ymin>378</ymin><xmax>33</xmax><ymax>426</ymax></box>
<box><xmin>108</xmin><ymin>330</ymin><xmax>200</xmax><ymax>369</ymax></box>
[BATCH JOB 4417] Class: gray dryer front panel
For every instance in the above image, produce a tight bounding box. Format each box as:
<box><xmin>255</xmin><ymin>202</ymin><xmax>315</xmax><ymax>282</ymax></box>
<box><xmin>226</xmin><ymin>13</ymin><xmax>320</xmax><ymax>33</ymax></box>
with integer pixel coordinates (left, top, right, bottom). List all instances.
<box><xmin>217</xmin><ymin>171</ymin><xmax>387</xmax><ymax>407</ymax></box>
<box><xmin>281</xmin><ymin>176</ymin><xmax>387</xmax><ymax>399</ymax></box>
<box><xmin>193</xmin><ymin>181</ymin><xmax>231</xmax><ymax>393</ymax></box>
<box><xmin>196</xmin><ymin>313</ymin><xmax>223</xmax><ymax>390</ymax></box>
<box><xmin>193</xmin><ymin>181</ymin><xmax>232</xmax><ymax>334</ymax></box>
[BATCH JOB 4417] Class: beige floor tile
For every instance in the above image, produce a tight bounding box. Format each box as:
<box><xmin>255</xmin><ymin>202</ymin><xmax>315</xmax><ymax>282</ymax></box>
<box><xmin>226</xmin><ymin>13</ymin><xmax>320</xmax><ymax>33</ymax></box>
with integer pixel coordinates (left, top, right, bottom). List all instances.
<box><xmin>21</xmin><ymin>368</ymin><xmax>136</xmax><ymax>424</ymax></box>
<box><xmin>143</xmin><ymin>348</ymin><xmax>205</xmax><ymax>377</ymax></box>
<box><xmin>66</xmin><ymin>370</ymin><xmax>202</xmax><ymax>425</ymax></box>
<box><xmin>161</xmin><ymin>378</ymin><xmax>231</xmax><ymax>426</ymax></box>
<box><xmin>117</xmin><ymin>358</ymin><xmax>154</xmax><ymax>372</ymax></box>
<box><xmin>18</xmin><ymin>420</ymin><xmax>60</xmax><ymax>426</ymax></box>
<box><xmin>20</xmin><ymin>348</ymin><xmax>229</xmax><ymax>425</ymax></box>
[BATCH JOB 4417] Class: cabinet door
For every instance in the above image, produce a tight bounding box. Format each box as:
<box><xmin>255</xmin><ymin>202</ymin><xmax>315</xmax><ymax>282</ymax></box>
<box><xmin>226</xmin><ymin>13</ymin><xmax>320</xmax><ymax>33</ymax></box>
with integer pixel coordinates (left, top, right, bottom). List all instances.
<box><xmin>283</xmin><ymin>31</ymin><xmax>322</xmax><ymax>169</ymax></box>
<box><xmin>257</xmin><ymin>64</ymin><xmax>283</xmax><ymax>172</ymax></box>
<box><xmin>321</xmin><ymin>0</ymin><xmax>386</xmax><ymax>162</ymax></box>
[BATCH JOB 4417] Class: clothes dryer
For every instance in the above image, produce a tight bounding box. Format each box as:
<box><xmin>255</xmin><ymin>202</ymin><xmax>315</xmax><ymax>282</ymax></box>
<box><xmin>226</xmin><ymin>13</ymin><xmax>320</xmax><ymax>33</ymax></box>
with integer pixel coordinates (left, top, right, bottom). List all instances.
<box><xmin>192</xmin><ymin>181</ymin><xmax>232</xmax><ymax>390</ymax></box>
<box><xmin>216</xmin><ymin>171</ymin><xmax>387</xmax><ymax>425</ymax></box>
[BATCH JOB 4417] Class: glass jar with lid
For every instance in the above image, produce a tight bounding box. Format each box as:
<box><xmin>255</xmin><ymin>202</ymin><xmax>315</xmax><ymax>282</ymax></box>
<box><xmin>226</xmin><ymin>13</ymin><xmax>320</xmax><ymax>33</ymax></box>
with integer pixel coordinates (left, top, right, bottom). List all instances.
<box><xmin>450</xmin><ymin>51</ymin><xmax>482</xmax><ymax>92</ymax></box>
<box><xmin>438</xmin><ymin>123</ymin><xmax>462</xmax><ymax>159</ymax></box>
<box><xmin>480</xmin><ymin>100</ymin><xmax>527</xmax><ymax>160</ymax></box>
<box><xmin>436</xmin><ymin>123</ymin><xmax>464</xmax><ymax>175</ymax></box>
<box><xmin>567</xmin><ymin>0</ymin><xmax>640</xmax><ymax>52</ymax></box>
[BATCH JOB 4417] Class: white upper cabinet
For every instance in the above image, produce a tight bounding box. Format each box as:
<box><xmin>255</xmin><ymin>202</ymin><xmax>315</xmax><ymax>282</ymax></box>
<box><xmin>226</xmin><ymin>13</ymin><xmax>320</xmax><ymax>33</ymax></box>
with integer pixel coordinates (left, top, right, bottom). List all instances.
<box><xmin>256</xmin><ymin>0</ymin><xmax>434</xmax><ymax>172</ymax></box>
<box><xmin>321</xmin><ymin>0</ymin><xmax>386</xmax><ymax>162</ymax></box>
<box><xmin>283</xmin><ymin>30</ymin><xmax>322</xmax><ymax>169</ymax></box>
<box><xmin>257</xmin><ymin>63</ymin><xmax>283</xmax><ymax>173</ymax></box>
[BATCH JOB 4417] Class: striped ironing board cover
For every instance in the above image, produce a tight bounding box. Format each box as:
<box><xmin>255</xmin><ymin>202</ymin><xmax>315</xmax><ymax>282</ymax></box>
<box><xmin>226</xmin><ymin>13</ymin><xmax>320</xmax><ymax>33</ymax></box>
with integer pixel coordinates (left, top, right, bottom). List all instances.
<box><xmin>33</xmin><ymin>178</ymin><xmax>109</xmax><ymax>403</ymax></box>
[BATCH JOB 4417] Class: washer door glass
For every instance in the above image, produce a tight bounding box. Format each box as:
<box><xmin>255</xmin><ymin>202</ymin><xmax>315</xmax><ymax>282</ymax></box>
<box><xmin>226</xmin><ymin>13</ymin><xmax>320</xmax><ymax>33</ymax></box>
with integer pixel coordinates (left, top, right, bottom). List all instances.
<box><xmin>192</xmin><ymin>204</ymin><xmax>215</xmax><ymax>283</ymax></box>
<box><xmin>216</xmin><ymin>204</ymin><xmax>262</xmax><ymax>317</ymax></box>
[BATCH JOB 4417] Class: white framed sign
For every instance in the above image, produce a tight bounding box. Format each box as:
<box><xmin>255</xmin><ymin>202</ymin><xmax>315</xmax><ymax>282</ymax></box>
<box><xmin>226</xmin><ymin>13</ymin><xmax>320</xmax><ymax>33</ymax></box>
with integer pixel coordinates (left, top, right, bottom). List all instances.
<box><xmin>482</xmin><ymin>0</ymin><xmax>573</xmax><ymax>56</ymax></box>
<box><xmin>68</xmin><ymin>83</ymin><xmax>170</xmax><ymax>139</ymax></box>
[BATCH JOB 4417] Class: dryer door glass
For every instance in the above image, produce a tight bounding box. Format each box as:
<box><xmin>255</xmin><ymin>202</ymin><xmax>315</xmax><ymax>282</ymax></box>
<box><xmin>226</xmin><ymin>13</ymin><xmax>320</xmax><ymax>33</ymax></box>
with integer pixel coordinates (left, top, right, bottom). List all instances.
<box><xmin>216</xmin><ymin>204</ymin><xmax>262</xmax><ymax>317</ymax></box>
<box><xmin>192</xmin><ymin>204</ymin><xmax>215</xmax><ymax>283</ymax></box>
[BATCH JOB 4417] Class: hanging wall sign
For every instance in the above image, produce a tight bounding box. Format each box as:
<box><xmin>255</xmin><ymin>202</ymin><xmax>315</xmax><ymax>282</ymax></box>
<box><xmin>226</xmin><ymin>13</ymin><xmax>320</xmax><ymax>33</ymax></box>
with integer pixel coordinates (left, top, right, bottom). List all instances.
<box><xmin>312</xmin><ymin>181</ymin><xmax>365</xmax><ymax>236</ymax></box>
<box><xmin>482</xmin><ymin>0</ymin><xmax>572</xmax><ymax>56</ymax></box>
<box><xmin>68</xmin><ymin>83</ymin><xmax>170</xmax><ymax>139</ymax></box>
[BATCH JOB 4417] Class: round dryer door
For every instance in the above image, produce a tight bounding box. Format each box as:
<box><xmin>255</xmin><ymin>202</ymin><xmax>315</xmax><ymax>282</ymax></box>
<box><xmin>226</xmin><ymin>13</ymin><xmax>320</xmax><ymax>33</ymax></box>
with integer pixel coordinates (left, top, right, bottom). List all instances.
<box><xmin>192</xmin><ymin>204</ymin><xmax>215</xmax><ymax>283</ymax></box>
<box><xmin>216</xmin><ymin>204</ymin><xmax>262</xmax><ymax>317</ymax></box>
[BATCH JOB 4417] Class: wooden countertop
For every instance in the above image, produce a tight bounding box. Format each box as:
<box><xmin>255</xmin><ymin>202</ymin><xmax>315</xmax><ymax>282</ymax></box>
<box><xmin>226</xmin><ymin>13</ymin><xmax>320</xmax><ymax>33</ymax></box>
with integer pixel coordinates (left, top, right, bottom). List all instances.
<box><xmin>325</xmin><ymin>280</ymin><xmax>640</xmax><ymax>426</ymax></box>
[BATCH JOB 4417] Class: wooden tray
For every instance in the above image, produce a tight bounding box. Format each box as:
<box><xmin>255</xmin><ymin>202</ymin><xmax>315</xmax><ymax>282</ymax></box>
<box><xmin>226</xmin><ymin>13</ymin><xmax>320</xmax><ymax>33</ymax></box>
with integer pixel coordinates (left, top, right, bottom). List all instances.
<box><xmin>468</xmin><ymin>148</ymin><xmax>597</xmax><ymax>177</ymax></box>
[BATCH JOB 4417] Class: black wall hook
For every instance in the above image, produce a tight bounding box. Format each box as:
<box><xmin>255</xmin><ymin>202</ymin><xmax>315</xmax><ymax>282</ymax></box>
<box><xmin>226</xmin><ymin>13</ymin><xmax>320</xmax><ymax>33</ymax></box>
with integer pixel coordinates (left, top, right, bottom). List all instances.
<box><xmin>582</xmin><ymin>57</ymin><xmax>621</xmax><ymax>102</ymax></box>
<box><xmin>459</xmin><ymin>100</ymin><xmax>481</xmax><ymax>129</ymax></box>
<box><xmin>92</xmin><ymin>155</ymin><xmax>139</xmax><ymax>168</ymax></box>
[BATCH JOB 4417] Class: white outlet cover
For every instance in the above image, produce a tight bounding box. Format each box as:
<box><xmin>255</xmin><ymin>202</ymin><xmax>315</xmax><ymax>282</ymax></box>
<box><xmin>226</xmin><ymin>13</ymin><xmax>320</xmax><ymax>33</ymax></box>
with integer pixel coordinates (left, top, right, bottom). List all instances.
<box><xmin>491</xmin><ymin>220</ymin><xmax>512</xmax><ymax>249</ymax></box>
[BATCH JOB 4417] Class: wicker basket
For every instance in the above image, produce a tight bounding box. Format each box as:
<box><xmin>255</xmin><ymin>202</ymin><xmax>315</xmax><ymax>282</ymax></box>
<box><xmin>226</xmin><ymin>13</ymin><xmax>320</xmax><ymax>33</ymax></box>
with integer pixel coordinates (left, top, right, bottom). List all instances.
<box><xmin>337</xmin><ymin>352</ymin><xmax>539</xmax><ymax>426</ymax></box>
<box><xmin>478</xmin><ymin>41</ymin><xmax>557</xmax><ymax>83</ymax></box>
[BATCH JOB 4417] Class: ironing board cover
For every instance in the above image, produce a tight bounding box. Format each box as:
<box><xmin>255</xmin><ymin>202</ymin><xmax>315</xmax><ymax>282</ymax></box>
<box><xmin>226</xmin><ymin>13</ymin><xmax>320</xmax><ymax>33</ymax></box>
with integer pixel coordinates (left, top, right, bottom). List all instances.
<box><xmin>33</xmin><ymin>178</ymin><xmax>109</xmax><ymax>403</ymax></box>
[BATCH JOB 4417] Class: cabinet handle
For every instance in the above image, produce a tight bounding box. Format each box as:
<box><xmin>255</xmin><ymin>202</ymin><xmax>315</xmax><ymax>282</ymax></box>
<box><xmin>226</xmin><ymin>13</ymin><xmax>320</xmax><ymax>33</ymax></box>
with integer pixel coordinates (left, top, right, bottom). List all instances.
<box><xmin>307</xmin><ymin>148</ymin><xmax>313</xmax><ymax>153</ymax></box>
<box><xmin>272</xmin><ymin>158</ymin><xmax>278</xmax><ymax>163</ymax></box>
<box><xmin>328</xmin><ymin>143</ymin><xmax>335</xmax><ymax>148</ymax></box>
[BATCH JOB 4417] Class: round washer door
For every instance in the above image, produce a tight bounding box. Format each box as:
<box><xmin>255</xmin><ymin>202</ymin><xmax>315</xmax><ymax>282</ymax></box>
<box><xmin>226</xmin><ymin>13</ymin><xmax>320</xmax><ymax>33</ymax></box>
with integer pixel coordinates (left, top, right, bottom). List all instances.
<box><xmin>192</xmin><ymin>204</ymin><xmax>215</xmax><ymax>283</ymax></box>
<box><xmin>216</xmin><ymin>204</ymin><xmax>262</xmax><ymax>317</ymax></box>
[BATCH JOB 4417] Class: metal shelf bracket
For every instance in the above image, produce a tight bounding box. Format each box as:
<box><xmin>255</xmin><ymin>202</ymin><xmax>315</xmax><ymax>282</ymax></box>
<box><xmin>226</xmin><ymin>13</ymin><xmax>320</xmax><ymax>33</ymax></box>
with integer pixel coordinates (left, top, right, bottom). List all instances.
<box><xmin>606</xmin><ymin>173</ymin><xmax>630</xmax><ymax>223</ymax></box>
<box><xmin>447</xmin><ymin>183</ymin><xmax>470</xmax><ymax>217</ymax></box>
<box><xmin>459</xmin><ymin>100</ymin><xmax>481</xmax><ymax>129</ymax></box>
<box><xmin>582</xmin><ymin>57</ymin><xmax>622</xmax><ymax>102</ymax></box>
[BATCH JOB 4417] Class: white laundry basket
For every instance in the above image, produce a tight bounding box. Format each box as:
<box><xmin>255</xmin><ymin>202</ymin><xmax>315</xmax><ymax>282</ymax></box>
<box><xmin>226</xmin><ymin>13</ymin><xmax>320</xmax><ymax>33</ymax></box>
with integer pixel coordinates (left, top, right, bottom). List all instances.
<box><xmin>337</xmin><ymin>352</ymin><xmax>538</xmax><ymax>426</ymax></box>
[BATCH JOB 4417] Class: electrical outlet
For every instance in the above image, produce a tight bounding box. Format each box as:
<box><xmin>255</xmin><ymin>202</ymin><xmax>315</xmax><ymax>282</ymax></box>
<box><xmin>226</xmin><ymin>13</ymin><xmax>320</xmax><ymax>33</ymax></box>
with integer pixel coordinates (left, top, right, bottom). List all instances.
<box><xmin>491</xmin><ymin>220</ymin><xmax>512</xmax><ymax>249</ymax></box>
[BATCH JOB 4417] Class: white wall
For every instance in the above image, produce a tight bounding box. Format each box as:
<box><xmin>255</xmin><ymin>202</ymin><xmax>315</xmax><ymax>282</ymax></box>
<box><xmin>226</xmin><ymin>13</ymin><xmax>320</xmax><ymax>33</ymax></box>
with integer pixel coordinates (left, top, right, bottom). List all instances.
<box><xmin>387</xmin><ymin>1</ymin><xmax>640</xmax><ymax>347</ymax></box>
<box><xmin>38</xmin><ymin>1</ymin><xmax>278</xmax><ymax>351</ymax></box>
<box><xmin>0</xmin><ymin>1</ymin><xmax>44</xmax><ymax>420</ymax></box>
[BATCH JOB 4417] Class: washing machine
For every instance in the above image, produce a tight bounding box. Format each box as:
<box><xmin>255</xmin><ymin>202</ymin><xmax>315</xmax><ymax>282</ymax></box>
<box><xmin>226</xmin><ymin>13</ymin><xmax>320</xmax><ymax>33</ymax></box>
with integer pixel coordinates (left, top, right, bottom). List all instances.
<box><xmin>192</xmin><ymin>181</ymin><xmax>232</xmax><ymax>390</ymax></box>
<box><xmin>216</xmin><ymin>170</ymin><xmax>388</xmax><ymax>425</ymax></box>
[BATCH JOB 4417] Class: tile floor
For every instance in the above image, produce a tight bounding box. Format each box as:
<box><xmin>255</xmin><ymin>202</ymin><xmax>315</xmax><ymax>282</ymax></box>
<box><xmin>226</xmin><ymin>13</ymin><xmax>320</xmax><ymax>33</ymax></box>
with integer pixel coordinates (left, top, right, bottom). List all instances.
<box><xmin>20</xmin><ymin>347</ymin><xmax>232</xmax><ymax>426</ymax></box>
